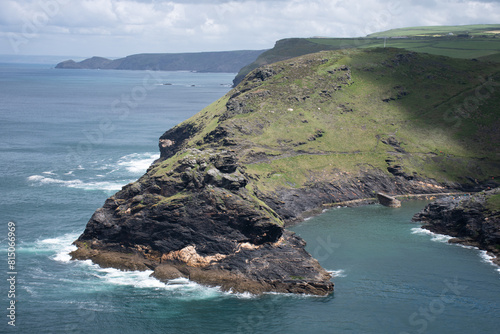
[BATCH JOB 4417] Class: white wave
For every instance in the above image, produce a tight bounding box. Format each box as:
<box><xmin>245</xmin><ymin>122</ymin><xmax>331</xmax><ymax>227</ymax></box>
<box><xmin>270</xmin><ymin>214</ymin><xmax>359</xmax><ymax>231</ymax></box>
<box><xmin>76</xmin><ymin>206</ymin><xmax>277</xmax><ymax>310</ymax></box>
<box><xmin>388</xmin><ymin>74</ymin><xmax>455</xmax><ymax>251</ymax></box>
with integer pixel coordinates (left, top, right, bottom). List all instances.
<box><xmin>411</xmin><ymin>227</ymin><xmax>453</xmax><ymax>243</ymax></box>
<box><xmin>42</xmin><ymin>171</ymin><xmax>56</xmax><ymax>176</ymax></box>
<box><xmin>28</xmin><ymin>174</ymin><xmax>81</xmax><ymax>186</ymax></box>
<box><xmin>95</xmin><ymin>268</ymin><xmax>167</xmax><ymax>289</ymax></box>
<box><xmin>27</xmin><ymin>175</ymin><xmax>126</xmax><ymax>192</ymax></box>
<box><xmin>412</xmin><ymin>228</ymin><xmax>500</xmax><ymax>275</ymax></box>
<box><xmin>37</xmin><ymin>233</ymin><xmax>79</xmax><ymax>263</ymax></box>
<box><xmin>328</xmin><ymin>269</ymin><xmax>347</xmax><ymax>278</ymax></box>
<box><xmin>74</xmin><ymin>180</ymin><xmax>125</xmax><ymax>192</ymax></box>
<box><xmin>229</xmin><ymin>291</ymin><xmax>257</xmax><ymax>299</ymax></box>
<box><xmin>477</xmin><ymin>250</ymin><xmax>500</xmax><ymax>275</ymax></box>
<box><xmin>80</xmin><ymin>263</ymin><xmax>224</xmax><ymax>299</ymax></box>
<box><xmin>479</xmin><ymin>250</ymin><xmax>495</xmax><ymax>264</ymax></box>
<box><xmin>117</xmin><ymin>152</ymin><xmax>159</xmax><ymax>174</ymax></box>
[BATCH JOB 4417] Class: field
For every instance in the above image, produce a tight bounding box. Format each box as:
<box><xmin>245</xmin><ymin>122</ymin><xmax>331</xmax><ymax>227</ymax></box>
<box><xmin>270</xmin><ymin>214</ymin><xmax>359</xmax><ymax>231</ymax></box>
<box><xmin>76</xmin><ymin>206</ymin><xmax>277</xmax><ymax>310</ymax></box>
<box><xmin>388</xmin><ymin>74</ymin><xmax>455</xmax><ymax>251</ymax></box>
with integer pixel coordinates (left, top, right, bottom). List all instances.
<box><xmin>367</xmin><ymin>24</ymin><xmax>500</xmax><ymax>38</ymax></box>
<box><xmin>234</xmin><ymin>25</ymin><xmax>500</xmax><ymax>86</ymax></box>
<box><xmin>308</xmin><ymin>24</ymin><xmax>500</xmax><ymax>59</ymax></box>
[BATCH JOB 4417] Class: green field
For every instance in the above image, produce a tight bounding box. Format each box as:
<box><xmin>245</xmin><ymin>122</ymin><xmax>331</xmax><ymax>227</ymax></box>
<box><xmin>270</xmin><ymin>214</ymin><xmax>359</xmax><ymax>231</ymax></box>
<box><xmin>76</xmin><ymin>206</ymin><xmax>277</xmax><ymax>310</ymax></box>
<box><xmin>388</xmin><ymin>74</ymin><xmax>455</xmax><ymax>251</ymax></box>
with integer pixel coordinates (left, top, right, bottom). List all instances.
<box><xmin>367</xmin><ymin>24</ymin><xmax>500</xmax><ymax>38</ymax></box>
<box><xmin>234</xmin><ymin>25</ymin><xmax>500</xmax><ymax>86</ymax></box>
<box><xmin>308</xmin><ymin>24</ymin><xmax>500</xmax><ymax>59</ymax></box>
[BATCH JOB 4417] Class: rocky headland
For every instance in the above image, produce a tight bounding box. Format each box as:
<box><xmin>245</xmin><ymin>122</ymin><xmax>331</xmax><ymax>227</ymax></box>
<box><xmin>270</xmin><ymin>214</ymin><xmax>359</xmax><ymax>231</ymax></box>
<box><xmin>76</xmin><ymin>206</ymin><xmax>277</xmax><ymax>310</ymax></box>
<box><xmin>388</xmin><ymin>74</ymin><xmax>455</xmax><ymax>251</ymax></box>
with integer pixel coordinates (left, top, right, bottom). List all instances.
<box><xmin>56</xmin><ymin>50</ymin><xmax>266</xmax><ymax>73</ymax></box>
<box><xmin>412</xmin><ymin>188</ymin><xmax>500</xmax><ymax>265</ymax></box>
<box><xmin>71</xmin><ymin>47</ymin><xmax>499</xmax><ymax>295</ymax></box>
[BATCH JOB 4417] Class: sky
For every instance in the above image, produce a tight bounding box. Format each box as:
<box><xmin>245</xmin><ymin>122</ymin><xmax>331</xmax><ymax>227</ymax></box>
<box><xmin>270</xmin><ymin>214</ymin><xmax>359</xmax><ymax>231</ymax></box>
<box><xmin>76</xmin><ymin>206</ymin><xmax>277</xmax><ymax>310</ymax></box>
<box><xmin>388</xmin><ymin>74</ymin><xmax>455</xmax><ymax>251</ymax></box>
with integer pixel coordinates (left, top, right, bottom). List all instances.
<box><xmin>1</xmin><ymin>0</ymin><xmax>500</xmax><ymax>58</ymax></box>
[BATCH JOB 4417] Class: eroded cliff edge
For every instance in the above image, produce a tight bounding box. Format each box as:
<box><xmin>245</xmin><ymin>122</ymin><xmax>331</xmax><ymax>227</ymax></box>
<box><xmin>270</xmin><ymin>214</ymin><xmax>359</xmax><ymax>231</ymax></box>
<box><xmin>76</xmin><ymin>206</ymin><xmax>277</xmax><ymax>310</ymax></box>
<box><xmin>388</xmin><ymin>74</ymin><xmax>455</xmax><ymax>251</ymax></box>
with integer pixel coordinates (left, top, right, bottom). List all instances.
<box><xmin>71</xmin><ymin>149</ymin><xmax>333</xmax><ymax>295</ymax></box>
<box><xmin>71</xmin><ymin>48</ymin><xmax>500</xmax><ymax>295</ymax></box>
<box><xmin>412</xmin><ymin>188</ymin><xmax>500</xmax><ymax>265</ymax></box>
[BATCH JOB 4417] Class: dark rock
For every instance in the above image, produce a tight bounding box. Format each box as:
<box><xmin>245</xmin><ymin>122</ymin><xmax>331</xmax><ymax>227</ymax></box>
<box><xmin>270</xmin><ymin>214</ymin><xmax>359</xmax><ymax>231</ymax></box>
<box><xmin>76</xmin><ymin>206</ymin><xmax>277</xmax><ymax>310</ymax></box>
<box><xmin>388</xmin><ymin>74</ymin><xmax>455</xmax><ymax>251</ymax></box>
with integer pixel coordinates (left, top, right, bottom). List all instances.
<box><xmin>412</xmin><ymin>188</ymin><xmax>500</xmax><ymax>265</ymax></box>
<box><xmin>72</xmin><ymin>148</ymin><xmax>334</xmax><ymax>295</ymax></box>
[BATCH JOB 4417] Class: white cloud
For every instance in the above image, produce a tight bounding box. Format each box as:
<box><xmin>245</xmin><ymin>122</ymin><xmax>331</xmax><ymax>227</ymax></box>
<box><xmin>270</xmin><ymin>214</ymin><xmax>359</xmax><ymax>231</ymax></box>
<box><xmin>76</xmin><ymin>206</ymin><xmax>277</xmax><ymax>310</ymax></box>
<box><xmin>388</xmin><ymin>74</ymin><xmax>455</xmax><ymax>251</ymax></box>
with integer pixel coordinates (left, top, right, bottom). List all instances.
<box><xmin>0</xmin><ymin>0</ymin><xmax>499</xmax><ymax>56</ymax></box>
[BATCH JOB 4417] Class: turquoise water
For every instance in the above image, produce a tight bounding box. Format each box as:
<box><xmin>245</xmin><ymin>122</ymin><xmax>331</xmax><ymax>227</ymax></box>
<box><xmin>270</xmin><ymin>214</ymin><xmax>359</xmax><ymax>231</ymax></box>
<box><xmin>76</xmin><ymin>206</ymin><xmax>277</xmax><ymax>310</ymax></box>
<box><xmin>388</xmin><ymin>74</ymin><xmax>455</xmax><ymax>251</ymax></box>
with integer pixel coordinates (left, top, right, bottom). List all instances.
<box><xmin>0</xmin><ymin>64</ymin><xmax>499</xmax><ymax>334</ymax></box>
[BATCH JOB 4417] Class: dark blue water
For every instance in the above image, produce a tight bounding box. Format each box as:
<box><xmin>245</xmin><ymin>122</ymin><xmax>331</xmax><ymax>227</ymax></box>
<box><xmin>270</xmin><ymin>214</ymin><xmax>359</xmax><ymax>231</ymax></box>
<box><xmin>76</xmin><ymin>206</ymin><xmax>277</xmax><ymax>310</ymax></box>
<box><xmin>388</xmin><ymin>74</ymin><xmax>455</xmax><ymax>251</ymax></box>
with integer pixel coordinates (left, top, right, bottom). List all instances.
<box><xmin>0</xmin><ymin>64</ymin><xmax>499</xmax><ymax>334</ymax></box>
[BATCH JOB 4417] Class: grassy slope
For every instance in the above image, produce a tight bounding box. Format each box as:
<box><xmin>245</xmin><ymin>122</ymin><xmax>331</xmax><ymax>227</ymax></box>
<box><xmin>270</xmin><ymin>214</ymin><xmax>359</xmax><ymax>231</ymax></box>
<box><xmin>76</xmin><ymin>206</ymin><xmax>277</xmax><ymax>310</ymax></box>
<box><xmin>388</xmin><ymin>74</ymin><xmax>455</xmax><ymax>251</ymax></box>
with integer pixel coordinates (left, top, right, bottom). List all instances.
<box><xmin>367</xmin><ymin>24</ymin><xmax>500</xmax><ymax>38</ymax></box>
<box><xmin>159</xmin><ymin>48</ymin><xmax>500</xmax><ymax>196</ymax></box>
<box><xmin>315</xmin><ymin>25</ymin><xmax>500</xmax><ymax>59</ymax></box>
<box><xmin>234</xmin><ymin>25</ymin><xmax>500</xmax><ymax>86</ymax></box>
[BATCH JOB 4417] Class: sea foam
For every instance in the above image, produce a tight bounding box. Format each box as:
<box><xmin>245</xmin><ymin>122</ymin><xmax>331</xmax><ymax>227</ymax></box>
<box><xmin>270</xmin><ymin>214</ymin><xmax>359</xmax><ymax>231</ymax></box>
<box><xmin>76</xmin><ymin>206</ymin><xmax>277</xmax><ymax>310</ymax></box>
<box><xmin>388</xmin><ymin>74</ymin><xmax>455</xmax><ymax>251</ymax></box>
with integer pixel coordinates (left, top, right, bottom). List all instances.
<box><xmin>411</xmin><ymin>227</ymin><xmax>453</xmax><ymax>243</ymax></box>
<box><xmin>117</xmin><ymin>152</ymin><xmax>159</xmax><ymax>174</ymax></box>
<box><xmin>328</xmin><ymin>269</ymin><xmax>347</xmax><ymax>278</ymax></box>
<box><xmin>27</xmin><ymin>175</ymin><xmax>125</xmax><ymax>192</ymax></box>
<box><xmin>412</xmin><ymin>227</ymin><xmax>500</xmax><ymax>275</ymax></box>
<box><xmin>27</xmin><ymin>152</ymin><xmax>159</xmax><ymax>192</ymax></box>
<box><xmin>37</xmin><ymin>233</ymin><xmax>79</xmax><ymax>262</ymax></box>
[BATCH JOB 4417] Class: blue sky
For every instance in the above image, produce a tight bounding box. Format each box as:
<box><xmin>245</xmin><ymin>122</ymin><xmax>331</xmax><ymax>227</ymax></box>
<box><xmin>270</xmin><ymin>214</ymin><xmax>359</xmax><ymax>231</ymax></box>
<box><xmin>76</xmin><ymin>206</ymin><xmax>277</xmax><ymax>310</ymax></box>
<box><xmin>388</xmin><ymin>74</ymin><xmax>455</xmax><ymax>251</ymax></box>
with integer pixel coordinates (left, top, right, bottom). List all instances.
<box><xmin>1</xmin><ymin>0</ymin><xmax>499</xmax><ymax>57</ymax></box>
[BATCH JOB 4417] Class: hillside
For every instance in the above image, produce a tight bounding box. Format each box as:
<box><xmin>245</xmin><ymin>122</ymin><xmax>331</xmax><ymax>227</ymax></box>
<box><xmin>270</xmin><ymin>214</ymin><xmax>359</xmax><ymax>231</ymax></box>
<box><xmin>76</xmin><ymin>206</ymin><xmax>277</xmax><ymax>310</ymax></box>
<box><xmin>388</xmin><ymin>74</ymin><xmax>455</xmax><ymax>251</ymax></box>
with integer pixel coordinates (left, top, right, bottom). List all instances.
<box><xmin>55</xmin><ymin>50</ymin><xmax>266</xmax><ymax>73</ymax></box>
<box><xmin>367</xmin><ymin>24</ymin><xmax>500</xmax><ymax>38</ymax></box>
<box><xmin>233</xmin><ymin>24</ymin><xmax>500</xmax><ymax>86</ymax></box>
<box><xmin>71</xmin><ymin>48</ymin><xmax>500</xmax><ymax>295</ymax></box>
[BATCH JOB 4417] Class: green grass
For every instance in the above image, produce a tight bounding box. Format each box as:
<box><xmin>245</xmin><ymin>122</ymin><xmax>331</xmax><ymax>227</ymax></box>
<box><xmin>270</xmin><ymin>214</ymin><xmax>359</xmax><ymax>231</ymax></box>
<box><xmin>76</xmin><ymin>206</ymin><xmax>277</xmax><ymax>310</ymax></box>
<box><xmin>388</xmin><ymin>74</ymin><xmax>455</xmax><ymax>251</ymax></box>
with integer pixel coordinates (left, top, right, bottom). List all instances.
<box><xmin>367</xmin><ymin>24</ymin><xmax>500</xmax><ymax>38</ymax></box>
<box><xmin>159</xmin><ymin>47</ymin><xmax>500</xmax><ymax>196</ymax></box>
<box><xmin>235</xmin><ymin>25</ymin><xmax>500</xmax><ymax>85</ymax></box>
<box><xmin>486</xmin><ymin>193</ymin><xmax>500</xmax><ymax>212</ymax></box>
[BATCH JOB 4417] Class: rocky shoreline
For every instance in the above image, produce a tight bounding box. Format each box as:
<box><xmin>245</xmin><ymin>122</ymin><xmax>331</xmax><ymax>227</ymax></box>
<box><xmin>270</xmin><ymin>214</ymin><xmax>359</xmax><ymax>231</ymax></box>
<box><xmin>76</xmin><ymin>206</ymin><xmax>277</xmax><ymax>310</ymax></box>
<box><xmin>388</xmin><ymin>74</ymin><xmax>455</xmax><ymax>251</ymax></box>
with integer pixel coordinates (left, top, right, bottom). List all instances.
<box><xmin>412</xmin><ymin>188</ymin><xmax>500</xmax><ymax>265</ymax></box>
<box><xmin>71</xmin><ymin>149</ymin><xmax>334</xmax><ymax>295</ymax></box>
<box><xmin>70</xmin><ymin>49</ymin><xmax>499</xmax><ymax>295</ymax></box>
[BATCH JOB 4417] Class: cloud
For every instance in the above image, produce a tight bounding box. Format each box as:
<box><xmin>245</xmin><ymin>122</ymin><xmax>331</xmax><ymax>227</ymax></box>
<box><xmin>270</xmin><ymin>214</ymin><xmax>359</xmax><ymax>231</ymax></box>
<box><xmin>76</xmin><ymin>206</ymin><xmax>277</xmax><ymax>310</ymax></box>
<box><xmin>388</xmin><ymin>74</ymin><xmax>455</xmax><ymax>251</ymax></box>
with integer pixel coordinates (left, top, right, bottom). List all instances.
<box><xmin>0</xmin><ymin>0</ymin><xmax>499</xmax><ymax>56</ymax></box>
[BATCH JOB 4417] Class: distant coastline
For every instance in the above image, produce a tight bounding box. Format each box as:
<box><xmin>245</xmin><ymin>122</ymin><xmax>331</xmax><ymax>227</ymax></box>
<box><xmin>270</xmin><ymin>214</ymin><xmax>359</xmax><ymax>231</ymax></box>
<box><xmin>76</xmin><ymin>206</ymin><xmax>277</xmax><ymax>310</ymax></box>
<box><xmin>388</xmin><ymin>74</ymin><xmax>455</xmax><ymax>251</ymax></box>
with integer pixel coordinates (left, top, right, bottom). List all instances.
<box><xmin>55</xmin><ymin>50</ymin><xmax>266</xmax><ymax>73</ymax></box>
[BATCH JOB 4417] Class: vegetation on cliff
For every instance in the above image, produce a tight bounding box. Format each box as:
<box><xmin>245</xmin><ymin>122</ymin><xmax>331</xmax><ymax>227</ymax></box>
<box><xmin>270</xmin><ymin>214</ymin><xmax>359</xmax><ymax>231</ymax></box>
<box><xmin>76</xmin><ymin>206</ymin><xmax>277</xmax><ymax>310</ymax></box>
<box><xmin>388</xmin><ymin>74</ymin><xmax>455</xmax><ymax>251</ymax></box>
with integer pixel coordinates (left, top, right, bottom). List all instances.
<box><xmin>72</xmin><ymin>46</ymin><xmax>500</xmax><ymax>295</ymax></box>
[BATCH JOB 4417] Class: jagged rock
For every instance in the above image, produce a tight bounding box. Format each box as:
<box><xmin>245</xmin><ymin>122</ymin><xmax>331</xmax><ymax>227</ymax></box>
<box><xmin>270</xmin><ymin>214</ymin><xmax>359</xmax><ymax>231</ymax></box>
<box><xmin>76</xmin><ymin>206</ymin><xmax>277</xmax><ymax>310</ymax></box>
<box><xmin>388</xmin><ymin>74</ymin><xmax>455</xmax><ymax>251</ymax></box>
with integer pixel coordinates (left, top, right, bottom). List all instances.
<box><xmin>412</xmin><ymin>188</ymin><xmax>500</xmax><ymax>265</ymax></box>
<box><xmin>72</xmin><ymin>48</ymin><xmax>500</xmax><ymax>296</ymax></box>
<box><xmin>72</xmin><ymin>149</ymin><xmax>333</xmax><ymax>295</ymax></box>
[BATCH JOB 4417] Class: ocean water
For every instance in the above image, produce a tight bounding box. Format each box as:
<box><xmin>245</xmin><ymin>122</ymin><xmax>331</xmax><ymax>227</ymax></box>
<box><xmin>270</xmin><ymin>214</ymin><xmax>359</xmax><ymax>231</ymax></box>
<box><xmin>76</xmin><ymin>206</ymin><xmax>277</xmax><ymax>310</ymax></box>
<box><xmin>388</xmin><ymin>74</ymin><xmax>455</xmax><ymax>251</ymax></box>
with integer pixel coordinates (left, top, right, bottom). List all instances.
<box><xmin>1</xmin><ymin>64</ymin><xmax>499</xmax><ymax>334</ymax></box>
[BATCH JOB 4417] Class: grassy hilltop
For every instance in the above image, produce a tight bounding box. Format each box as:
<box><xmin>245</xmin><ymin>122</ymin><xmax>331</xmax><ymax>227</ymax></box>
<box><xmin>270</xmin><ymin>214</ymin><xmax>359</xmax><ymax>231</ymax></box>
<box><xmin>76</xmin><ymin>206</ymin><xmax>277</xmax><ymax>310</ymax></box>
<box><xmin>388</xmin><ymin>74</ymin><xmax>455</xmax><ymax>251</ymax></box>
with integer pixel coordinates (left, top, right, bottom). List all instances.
<box><xmin>234</xmin><ymin>24</ymin><xmax>500</xmax><ymax>86</ymax></box>
<box><xmin>156</xmin><ymin>47</ymin><xmax>499</xmax><ymax>216</ymax></box>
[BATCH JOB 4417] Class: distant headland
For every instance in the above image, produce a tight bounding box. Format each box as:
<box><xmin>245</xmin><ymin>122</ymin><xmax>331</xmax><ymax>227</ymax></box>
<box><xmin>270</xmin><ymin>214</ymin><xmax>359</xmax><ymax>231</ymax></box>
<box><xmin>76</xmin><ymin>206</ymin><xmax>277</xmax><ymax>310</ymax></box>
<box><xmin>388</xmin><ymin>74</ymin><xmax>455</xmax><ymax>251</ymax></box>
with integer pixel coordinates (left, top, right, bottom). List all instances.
<box><xmin>55</xmin><ymin>50</ymin><xmax>266</xmax><ymax>73</ymax></box>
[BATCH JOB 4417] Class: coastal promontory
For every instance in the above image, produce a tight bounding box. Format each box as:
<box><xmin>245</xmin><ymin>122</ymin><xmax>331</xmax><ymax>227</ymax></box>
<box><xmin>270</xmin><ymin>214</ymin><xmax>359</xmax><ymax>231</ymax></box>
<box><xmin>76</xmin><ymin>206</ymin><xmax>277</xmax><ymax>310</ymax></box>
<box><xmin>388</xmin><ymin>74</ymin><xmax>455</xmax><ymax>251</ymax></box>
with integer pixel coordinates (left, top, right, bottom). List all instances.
<box><xmin>55</xmin><ymin>50</ymin><xmax>266</xmax><ymax>73</ymax></box>
<box><xmin>71</xmin><ymin>47</ymin><xmax>499</xmax><ymax>294</ymax></box>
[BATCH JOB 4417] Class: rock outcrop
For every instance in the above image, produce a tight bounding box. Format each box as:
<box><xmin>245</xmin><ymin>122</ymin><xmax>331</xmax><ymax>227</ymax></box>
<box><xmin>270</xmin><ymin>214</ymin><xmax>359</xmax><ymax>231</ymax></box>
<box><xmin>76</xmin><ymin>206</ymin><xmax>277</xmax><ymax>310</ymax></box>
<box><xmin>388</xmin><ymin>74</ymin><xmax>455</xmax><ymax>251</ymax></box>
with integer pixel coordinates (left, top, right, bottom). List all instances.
<box><xmin>72</xmin><ymin>48</ymin><xmax>499</xmax><ymax>295</ymax></box>
<box><xmin>71</xmin><ymin>148</ymin><xmax>333</xmax><ymax>295</ymax></box>
<box><xmin>412</xmin><ymin>188</ymin><xmax>500</xmax><ymax>265</ymax></box>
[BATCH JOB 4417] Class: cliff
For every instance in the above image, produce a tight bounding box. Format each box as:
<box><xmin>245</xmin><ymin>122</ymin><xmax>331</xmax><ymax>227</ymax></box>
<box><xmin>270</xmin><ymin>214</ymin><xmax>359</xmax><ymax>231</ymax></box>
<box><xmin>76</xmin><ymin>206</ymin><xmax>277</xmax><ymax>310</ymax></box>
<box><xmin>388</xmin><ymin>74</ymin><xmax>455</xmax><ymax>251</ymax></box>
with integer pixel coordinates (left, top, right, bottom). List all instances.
<box><xmin>55</xmin><ymin>50</ymin><xmax>266</xmax><ymax>73</ymax></box>
<box><xmin>412</xmin><ymin>188</ymin><xmax>500</xmax><ymax>265</ymax></box>
<box><xmin>71</xmin><ymin>47</ymin><xmax>500</xmax><ymax>295</ymax></box>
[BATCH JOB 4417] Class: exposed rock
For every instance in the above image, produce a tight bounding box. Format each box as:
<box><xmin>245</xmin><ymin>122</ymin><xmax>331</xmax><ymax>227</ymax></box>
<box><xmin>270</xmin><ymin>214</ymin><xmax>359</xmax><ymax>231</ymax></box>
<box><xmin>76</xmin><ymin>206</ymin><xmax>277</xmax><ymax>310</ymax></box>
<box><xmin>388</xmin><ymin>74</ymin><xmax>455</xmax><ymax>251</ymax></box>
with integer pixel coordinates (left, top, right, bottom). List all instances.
<box><xmin>412</xmin><ymin>188</ymin><xmax>500</xmax><ymax>265</ymax></box>
<box><xmin>72</xmin><ymin>48</ymin><xmax>500</xmax><ymax>296</ymax></box>
<box><xmin>72</xmin><ymin>148</ymin><xmax>333</xmax><ymax>295</ymax></box>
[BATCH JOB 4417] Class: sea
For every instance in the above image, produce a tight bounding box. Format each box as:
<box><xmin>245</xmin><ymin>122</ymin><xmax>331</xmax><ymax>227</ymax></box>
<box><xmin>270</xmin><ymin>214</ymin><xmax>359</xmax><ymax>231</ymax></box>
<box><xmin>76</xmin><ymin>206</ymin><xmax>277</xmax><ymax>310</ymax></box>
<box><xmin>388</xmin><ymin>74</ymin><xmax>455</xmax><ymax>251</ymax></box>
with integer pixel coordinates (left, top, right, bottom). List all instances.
<box><xmin>0</xmin><ymin>63</ymin><xmax>499</xmax><ymax>334</ymax></box>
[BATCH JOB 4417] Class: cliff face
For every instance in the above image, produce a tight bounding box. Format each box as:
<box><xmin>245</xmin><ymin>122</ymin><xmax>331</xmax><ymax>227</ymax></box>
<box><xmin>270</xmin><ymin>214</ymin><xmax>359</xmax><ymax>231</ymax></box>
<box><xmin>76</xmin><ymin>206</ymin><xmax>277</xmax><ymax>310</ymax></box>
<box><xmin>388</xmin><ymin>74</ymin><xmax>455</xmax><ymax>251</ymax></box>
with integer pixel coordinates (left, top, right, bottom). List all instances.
<box><xmin>72</xmin><ymin>48</ymin><xmax>499</xmax><ymax>295</ymax></box>
<box><xmin>72</xmin><ymin>148</ymin><xmax>333</xmax><ymax>295</ymax></box>
<box><xmin>412</xmin><ymin>188</ymin><xmax>500</xmax><ymax>264</ymax></box>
